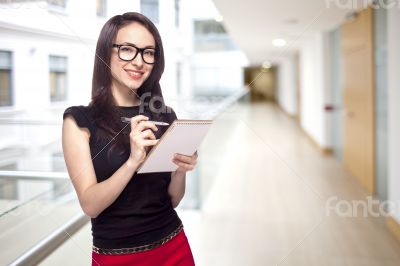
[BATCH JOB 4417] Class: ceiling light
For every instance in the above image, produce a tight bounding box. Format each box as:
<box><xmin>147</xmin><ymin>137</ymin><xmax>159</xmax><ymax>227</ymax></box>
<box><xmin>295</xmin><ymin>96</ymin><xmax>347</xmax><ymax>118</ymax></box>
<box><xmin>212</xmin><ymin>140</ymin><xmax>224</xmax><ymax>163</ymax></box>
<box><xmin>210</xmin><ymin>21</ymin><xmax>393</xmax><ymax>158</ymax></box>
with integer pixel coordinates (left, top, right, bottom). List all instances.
<box><xmin>272</xmin><ymin>38</ymin><xmax>287</xmax><ymax>47</ymax></box>
<box><xmin>262</xmin><ymin>61</ymin><xmax>272</xmax><ymax>69</ymax></box>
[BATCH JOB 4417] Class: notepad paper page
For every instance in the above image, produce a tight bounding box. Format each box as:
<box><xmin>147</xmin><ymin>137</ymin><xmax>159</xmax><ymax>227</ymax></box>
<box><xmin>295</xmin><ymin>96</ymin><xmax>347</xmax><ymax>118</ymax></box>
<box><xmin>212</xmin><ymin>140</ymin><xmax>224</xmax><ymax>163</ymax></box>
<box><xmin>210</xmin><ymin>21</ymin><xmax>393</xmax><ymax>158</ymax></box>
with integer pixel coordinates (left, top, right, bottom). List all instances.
<box><xmin>138</xmin><ymin>122</ymin><xmax>211</xmax><ymax>173</ymax></box>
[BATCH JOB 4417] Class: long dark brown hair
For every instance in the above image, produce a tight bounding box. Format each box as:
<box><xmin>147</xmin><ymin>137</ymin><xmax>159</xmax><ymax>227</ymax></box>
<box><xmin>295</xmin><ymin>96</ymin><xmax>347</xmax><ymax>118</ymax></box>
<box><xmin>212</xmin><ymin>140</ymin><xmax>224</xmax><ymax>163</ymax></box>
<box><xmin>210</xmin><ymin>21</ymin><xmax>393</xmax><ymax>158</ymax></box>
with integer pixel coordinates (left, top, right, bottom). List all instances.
<box><xmin>89</xmin><ymin>12</ymin><xmax>166</xmax><ymax>158</ymax></box>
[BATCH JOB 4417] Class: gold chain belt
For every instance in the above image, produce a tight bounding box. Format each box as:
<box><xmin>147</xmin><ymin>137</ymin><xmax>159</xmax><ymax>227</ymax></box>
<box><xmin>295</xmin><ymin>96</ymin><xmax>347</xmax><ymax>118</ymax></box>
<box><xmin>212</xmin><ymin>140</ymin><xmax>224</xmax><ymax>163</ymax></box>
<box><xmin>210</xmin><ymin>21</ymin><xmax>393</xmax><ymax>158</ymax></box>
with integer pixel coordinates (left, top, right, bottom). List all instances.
<box><xmin>92</xmin><ymin>224</ymin><xmax>183</xmax><ymax>255</ymax></box>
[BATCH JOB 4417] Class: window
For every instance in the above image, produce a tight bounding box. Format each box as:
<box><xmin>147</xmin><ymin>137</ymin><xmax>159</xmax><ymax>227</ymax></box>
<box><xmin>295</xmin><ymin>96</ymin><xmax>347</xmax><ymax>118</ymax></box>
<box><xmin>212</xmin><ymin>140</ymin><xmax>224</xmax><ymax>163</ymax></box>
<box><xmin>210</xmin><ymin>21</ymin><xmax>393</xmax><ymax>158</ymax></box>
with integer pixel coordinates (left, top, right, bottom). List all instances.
<box><xmin>0</xmin><ymin>51</ymin><xmax>13</xmax><ymax>107</ymax></box>
<box><xmin>194</xmin><ymin>20</ymin><xmax>237</xmax><ymax>52</ymax></box>
<box><xmin>49</xmin><ymin>55</ymin><xmax>67</xmax><ymax>102</ymax></box>
<box><xmin>96</xmin><ymin>0</ymin><xmax>107</xmax><ymax>17</ymax></box>
<box><xmin>194</xmin><ymin>20</ymin><xmax>227</xmax><ymax>35</ymax></box>
<box><xmin>175</xmin><ymin>0</ymin><xmax>180</xmax><ymax>27</ymax></box>
<box><xmin>140</xmin><ymin>0</ymin><xmax>159</xmax><ymax>24</ymax></box>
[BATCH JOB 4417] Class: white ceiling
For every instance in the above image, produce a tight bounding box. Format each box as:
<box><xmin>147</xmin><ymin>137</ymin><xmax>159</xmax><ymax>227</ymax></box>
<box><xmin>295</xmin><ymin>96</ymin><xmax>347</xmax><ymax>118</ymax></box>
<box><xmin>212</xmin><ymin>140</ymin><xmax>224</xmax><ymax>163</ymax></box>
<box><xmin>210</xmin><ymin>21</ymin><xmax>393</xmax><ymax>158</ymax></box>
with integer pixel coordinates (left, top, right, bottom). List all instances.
<box><xmin>212</xmin><ymin>0</ymin><xmax>366</xmax><ymax>64</ymax></box>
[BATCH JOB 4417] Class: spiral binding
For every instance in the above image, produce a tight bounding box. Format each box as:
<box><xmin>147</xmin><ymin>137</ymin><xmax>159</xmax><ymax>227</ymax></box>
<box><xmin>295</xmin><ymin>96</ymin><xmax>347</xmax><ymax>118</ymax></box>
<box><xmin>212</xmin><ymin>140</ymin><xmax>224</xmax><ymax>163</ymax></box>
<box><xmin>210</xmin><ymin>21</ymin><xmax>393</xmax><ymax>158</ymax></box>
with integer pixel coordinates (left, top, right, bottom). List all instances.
<box><xmin>173</xmin><ymin>120</ymin><xmax>212</xmax><ymax>125</ymax></box>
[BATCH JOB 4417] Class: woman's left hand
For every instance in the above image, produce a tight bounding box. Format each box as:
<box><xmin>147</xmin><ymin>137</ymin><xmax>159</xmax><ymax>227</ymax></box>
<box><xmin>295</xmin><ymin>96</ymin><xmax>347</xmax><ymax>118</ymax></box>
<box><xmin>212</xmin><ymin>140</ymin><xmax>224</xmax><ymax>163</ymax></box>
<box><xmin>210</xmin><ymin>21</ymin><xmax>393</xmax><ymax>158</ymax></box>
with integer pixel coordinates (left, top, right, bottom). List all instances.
<box><xmin>172</xmin><ymin>152</ymin><xmax>198</xmax><ymax>174</ymax></box>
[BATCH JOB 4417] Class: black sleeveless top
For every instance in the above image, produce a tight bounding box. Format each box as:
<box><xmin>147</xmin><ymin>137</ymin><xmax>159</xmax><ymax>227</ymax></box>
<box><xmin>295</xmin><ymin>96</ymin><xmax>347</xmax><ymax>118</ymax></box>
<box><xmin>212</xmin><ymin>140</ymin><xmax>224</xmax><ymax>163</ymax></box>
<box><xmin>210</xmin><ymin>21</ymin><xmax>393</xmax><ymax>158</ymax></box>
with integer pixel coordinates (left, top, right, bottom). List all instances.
<box><xmin>63</xmin><ymin>105</ymin><xmax>182</xmax><ymax>249</ymax></box>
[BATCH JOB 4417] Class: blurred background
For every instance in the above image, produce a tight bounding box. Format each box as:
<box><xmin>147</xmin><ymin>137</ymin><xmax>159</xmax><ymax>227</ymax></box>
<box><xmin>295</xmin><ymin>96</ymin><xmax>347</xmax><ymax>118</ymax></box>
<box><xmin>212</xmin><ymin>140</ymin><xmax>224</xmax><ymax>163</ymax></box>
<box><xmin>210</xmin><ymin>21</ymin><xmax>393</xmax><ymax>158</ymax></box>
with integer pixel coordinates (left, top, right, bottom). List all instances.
<box><xmin>1</xmin><ymin>0</ymin><xmax>400</xmax><ymax>265</ymax></box>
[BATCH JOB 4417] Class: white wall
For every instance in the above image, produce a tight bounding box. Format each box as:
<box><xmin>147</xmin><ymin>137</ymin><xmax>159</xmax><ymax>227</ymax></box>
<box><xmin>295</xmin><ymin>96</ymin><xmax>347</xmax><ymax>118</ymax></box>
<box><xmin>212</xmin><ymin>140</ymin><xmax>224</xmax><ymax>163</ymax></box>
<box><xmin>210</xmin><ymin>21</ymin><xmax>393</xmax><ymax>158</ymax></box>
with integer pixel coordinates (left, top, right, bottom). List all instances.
<box><xmin>0</xmin><ymin>28</ymin><xmax>94</xmax><ymax>110</ymax></box>
<box><xmin>0</xmin><ymin>27</ymin><xmax>94</xmax><ymax>155</ymax></box>
<box><xmin>387</xmin><ymin>4</ymin><xmax>400</xmax><ymax>223</ymax></box>
<box><xmin>159</xmin><ymin>0</ymin><xmax>193</xmax><ymax>101</ymax></box>
<box><xmin>0</xmin><ymin>0</ymin><xmax>192</xmax><ymax>111</ymax></box>
<box><xmin>299</xmin><ymin>32</ymin><xmax>331</xmax><ymax>148</ymax></box>
<box><xmin>0</xmin><ymin>0</ymin><xmax>98</xmax><ymax>40</ymax></box>
<box><xmin>106</xmin><ymin>0</ymin><xmax>140</xmax><ymax>18</ymax></box>
<box><xmin>277</xmin><ymin>55</ymin><xmax>298</xmax><ymax>116</ymax></box>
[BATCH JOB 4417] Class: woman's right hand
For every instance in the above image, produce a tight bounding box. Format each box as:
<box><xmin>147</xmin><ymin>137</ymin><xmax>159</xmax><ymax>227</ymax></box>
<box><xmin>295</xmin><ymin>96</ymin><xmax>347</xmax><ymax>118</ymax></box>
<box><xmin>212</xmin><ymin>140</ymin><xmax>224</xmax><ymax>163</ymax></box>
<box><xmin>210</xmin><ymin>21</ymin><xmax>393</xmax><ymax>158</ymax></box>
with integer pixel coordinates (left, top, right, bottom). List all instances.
<box><xmin>128</xmin><ymin>115</ymin><xmax>159</xmax><ymax>165</ymax></box>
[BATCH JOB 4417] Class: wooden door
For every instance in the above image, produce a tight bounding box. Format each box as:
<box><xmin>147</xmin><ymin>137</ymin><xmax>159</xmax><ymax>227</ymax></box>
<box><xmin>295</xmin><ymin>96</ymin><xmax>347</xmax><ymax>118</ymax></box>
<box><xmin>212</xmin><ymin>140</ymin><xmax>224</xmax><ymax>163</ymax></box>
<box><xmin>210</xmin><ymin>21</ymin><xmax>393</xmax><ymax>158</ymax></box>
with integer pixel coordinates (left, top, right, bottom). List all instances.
<box><xmin>341</xmin><ymin>7</ymin><xmax>375</xmax><ymax>194</ymax></box>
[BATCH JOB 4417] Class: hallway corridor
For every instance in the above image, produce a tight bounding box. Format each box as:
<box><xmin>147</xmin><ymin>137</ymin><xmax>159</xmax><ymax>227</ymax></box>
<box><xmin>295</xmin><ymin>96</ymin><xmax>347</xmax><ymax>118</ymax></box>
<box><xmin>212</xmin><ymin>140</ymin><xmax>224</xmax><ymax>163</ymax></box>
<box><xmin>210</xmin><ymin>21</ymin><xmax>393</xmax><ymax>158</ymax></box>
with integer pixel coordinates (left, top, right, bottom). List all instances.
<box><xmin>41</xmin><ymin>101</ymin><xmax>400</xmax><ymax>266</ymax></box>
<box><xmin>183</xmin><ymin>101</ymin><xmax>400</xmax><ymax>266</ymax></box>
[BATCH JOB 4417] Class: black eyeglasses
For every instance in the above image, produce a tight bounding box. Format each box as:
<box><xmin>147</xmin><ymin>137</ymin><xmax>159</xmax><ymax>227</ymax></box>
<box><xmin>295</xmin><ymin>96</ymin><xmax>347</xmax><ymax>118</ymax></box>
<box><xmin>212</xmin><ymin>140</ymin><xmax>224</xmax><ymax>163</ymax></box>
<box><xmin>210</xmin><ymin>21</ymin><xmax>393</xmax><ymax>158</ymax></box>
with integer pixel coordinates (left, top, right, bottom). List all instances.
<box><xmin>112</xmin><ymin>44</ymin><xmax>156</xmax><ymax>64</ymax></box>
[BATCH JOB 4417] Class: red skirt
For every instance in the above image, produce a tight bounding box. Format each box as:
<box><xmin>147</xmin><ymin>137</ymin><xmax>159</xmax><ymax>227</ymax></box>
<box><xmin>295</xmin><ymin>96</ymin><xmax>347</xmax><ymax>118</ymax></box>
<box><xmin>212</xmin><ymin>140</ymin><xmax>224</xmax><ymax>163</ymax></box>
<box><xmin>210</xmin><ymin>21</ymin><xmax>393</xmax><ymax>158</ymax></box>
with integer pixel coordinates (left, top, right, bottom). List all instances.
<box><xmin>91</xmin><ymin>230</ymin><xmax>195</xmax><ymax>266</ymax></box>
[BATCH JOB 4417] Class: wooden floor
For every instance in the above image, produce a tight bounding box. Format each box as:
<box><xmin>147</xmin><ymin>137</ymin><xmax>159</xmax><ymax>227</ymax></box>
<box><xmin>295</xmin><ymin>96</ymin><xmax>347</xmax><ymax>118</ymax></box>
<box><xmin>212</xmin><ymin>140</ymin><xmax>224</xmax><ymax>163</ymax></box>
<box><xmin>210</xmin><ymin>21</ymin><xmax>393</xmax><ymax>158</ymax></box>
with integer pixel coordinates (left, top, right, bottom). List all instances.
<box><xmin>40</xmin><ymin>102</ymin><xmax>400</xmax><ymax>266</ymax></box>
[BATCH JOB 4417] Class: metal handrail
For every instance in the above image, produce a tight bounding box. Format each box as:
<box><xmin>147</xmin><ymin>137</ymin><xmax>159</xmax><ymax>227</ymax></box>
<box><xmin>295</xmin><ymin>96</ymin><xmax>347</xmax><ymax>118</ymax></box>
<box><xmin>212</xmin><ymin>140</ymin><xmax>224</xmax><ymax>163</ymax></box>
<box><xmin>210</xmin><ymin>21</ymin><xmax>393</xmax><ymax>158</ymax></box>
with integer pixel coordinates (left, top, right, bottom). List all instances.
<box><xmin>0</xmin><ymin>119</ymin><xmax>60</xmax><ymax>125</ymax></box>
<box><xmin>9</xmin><ymin>213</ymin><xmax>90</xmax><ymax>266</ymax></box>
<box><xmin>0</xmin><ymin>170</ymin><xmax>68</xmax><ymax>181</ymax></box>
<box><xmin>0</xmin><ymin>170</ymin><xmax>85</xmax><ymax>265</ymax></box>
<box><xmin>0</xmin><ymin>171</ymin><xmax>71</xmax><ymax>219</ymax></box>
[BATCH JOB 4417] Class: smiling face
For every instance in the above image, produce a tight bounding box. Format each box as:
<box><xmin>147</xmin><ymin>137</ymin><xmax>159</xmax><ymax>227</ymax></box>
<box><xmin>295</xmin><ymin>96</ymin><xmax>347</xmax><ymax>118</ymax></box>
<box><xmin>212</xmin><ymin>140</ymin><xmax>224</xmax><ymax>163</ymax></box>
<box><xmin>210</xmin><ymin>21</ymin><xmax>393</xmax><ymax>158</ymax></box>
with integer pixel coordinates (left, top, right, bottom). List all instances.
<box><xmin>110</xmin><ymin>22</ymin><xmax>155</xmax><ymax>95</ymax></box>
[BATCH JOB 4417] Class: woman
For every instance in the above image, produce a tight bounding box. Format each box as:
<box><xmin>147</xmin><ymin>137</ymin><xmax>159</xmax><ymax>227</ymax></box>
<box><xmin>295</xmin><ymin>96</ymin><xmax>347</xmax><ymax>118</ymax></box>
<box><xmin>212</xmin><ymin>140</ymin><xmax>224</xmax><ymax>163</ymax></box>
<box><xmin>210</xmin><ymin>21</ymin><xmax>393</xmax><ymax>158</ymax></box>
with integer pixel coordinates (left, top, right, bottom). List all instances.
<box><xmin>62</xmin><ymin>12</ymin><xmax>196</xmax><ymax>266</ymax></box>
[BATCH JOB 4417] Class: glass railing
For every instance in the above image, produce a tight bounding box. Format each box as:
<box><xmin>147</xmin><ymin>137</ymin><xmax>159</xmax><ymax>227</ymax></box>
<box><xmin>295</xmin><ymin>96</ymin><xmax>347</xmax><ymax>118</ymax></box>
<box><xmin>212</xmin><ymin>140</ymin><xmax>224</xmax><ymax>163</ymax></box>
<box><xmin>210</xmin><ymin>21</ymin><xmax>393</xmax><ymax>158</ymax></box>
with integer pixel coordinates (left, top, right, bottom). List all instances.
<box><xmin>0</xmin><ymin>115</ymin><xmax>87</xmax><ymax>265</ymax></box>
<box><xmin>0</xmin><ymin>170</ymin><xmax>85</xmax><ymax>265</ymax></box>
<box><xmin>0</xmin><ymin>90</ymin><xmax>248</xmax><ymax>264</ymax></box>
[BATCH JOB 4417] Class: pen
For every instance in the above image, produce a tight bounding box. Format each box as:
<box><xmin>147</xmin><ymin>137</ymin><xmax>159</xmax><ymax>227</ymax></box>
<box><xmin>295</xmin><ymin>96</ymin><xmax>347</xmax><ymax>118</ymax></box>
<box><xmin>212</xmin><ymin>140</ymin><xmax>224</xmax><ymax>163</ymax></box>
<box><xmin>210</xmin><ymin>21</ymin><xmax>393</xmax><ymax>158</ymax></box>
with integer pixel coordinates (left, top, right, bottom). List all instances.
<box><xmin>121</xmin><ymin>117</ymin><xmax>170</xmax><ymax>126</ymax></box>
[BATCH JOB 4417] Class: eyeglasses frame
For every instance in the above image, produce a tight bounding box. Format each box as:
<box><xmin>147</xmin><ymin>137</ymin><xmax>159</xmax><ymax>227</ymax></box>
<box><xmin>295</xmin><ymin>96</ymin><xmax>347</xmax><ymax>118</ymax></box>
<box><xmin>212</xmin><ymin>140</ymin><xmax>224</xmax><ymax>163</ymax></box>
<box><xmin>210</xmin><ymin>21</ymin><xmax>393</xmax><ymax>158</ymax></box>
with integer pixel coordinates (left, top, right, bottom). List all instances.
<box><xmin>112</xmin><ymin>43</ymin><xmax>156</xmax><ymax>65</ymax></box>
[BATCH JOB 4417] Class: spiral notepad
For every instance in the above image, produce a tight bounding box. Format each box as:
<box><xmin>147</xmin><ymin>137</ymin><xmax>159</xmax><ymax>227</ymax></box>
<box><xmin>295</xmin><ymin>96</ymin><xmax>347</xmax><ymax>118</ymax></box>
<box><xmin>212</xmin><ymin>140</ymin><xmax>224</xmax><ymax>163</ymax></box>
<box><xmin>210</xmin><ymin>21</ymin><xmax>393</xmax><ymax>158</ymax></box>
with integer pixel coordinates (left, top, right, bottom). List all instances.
<box><xmin>137</xmin><ymin>119</ymin><xmax>213</xmax><ymax>174</ymax></box>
